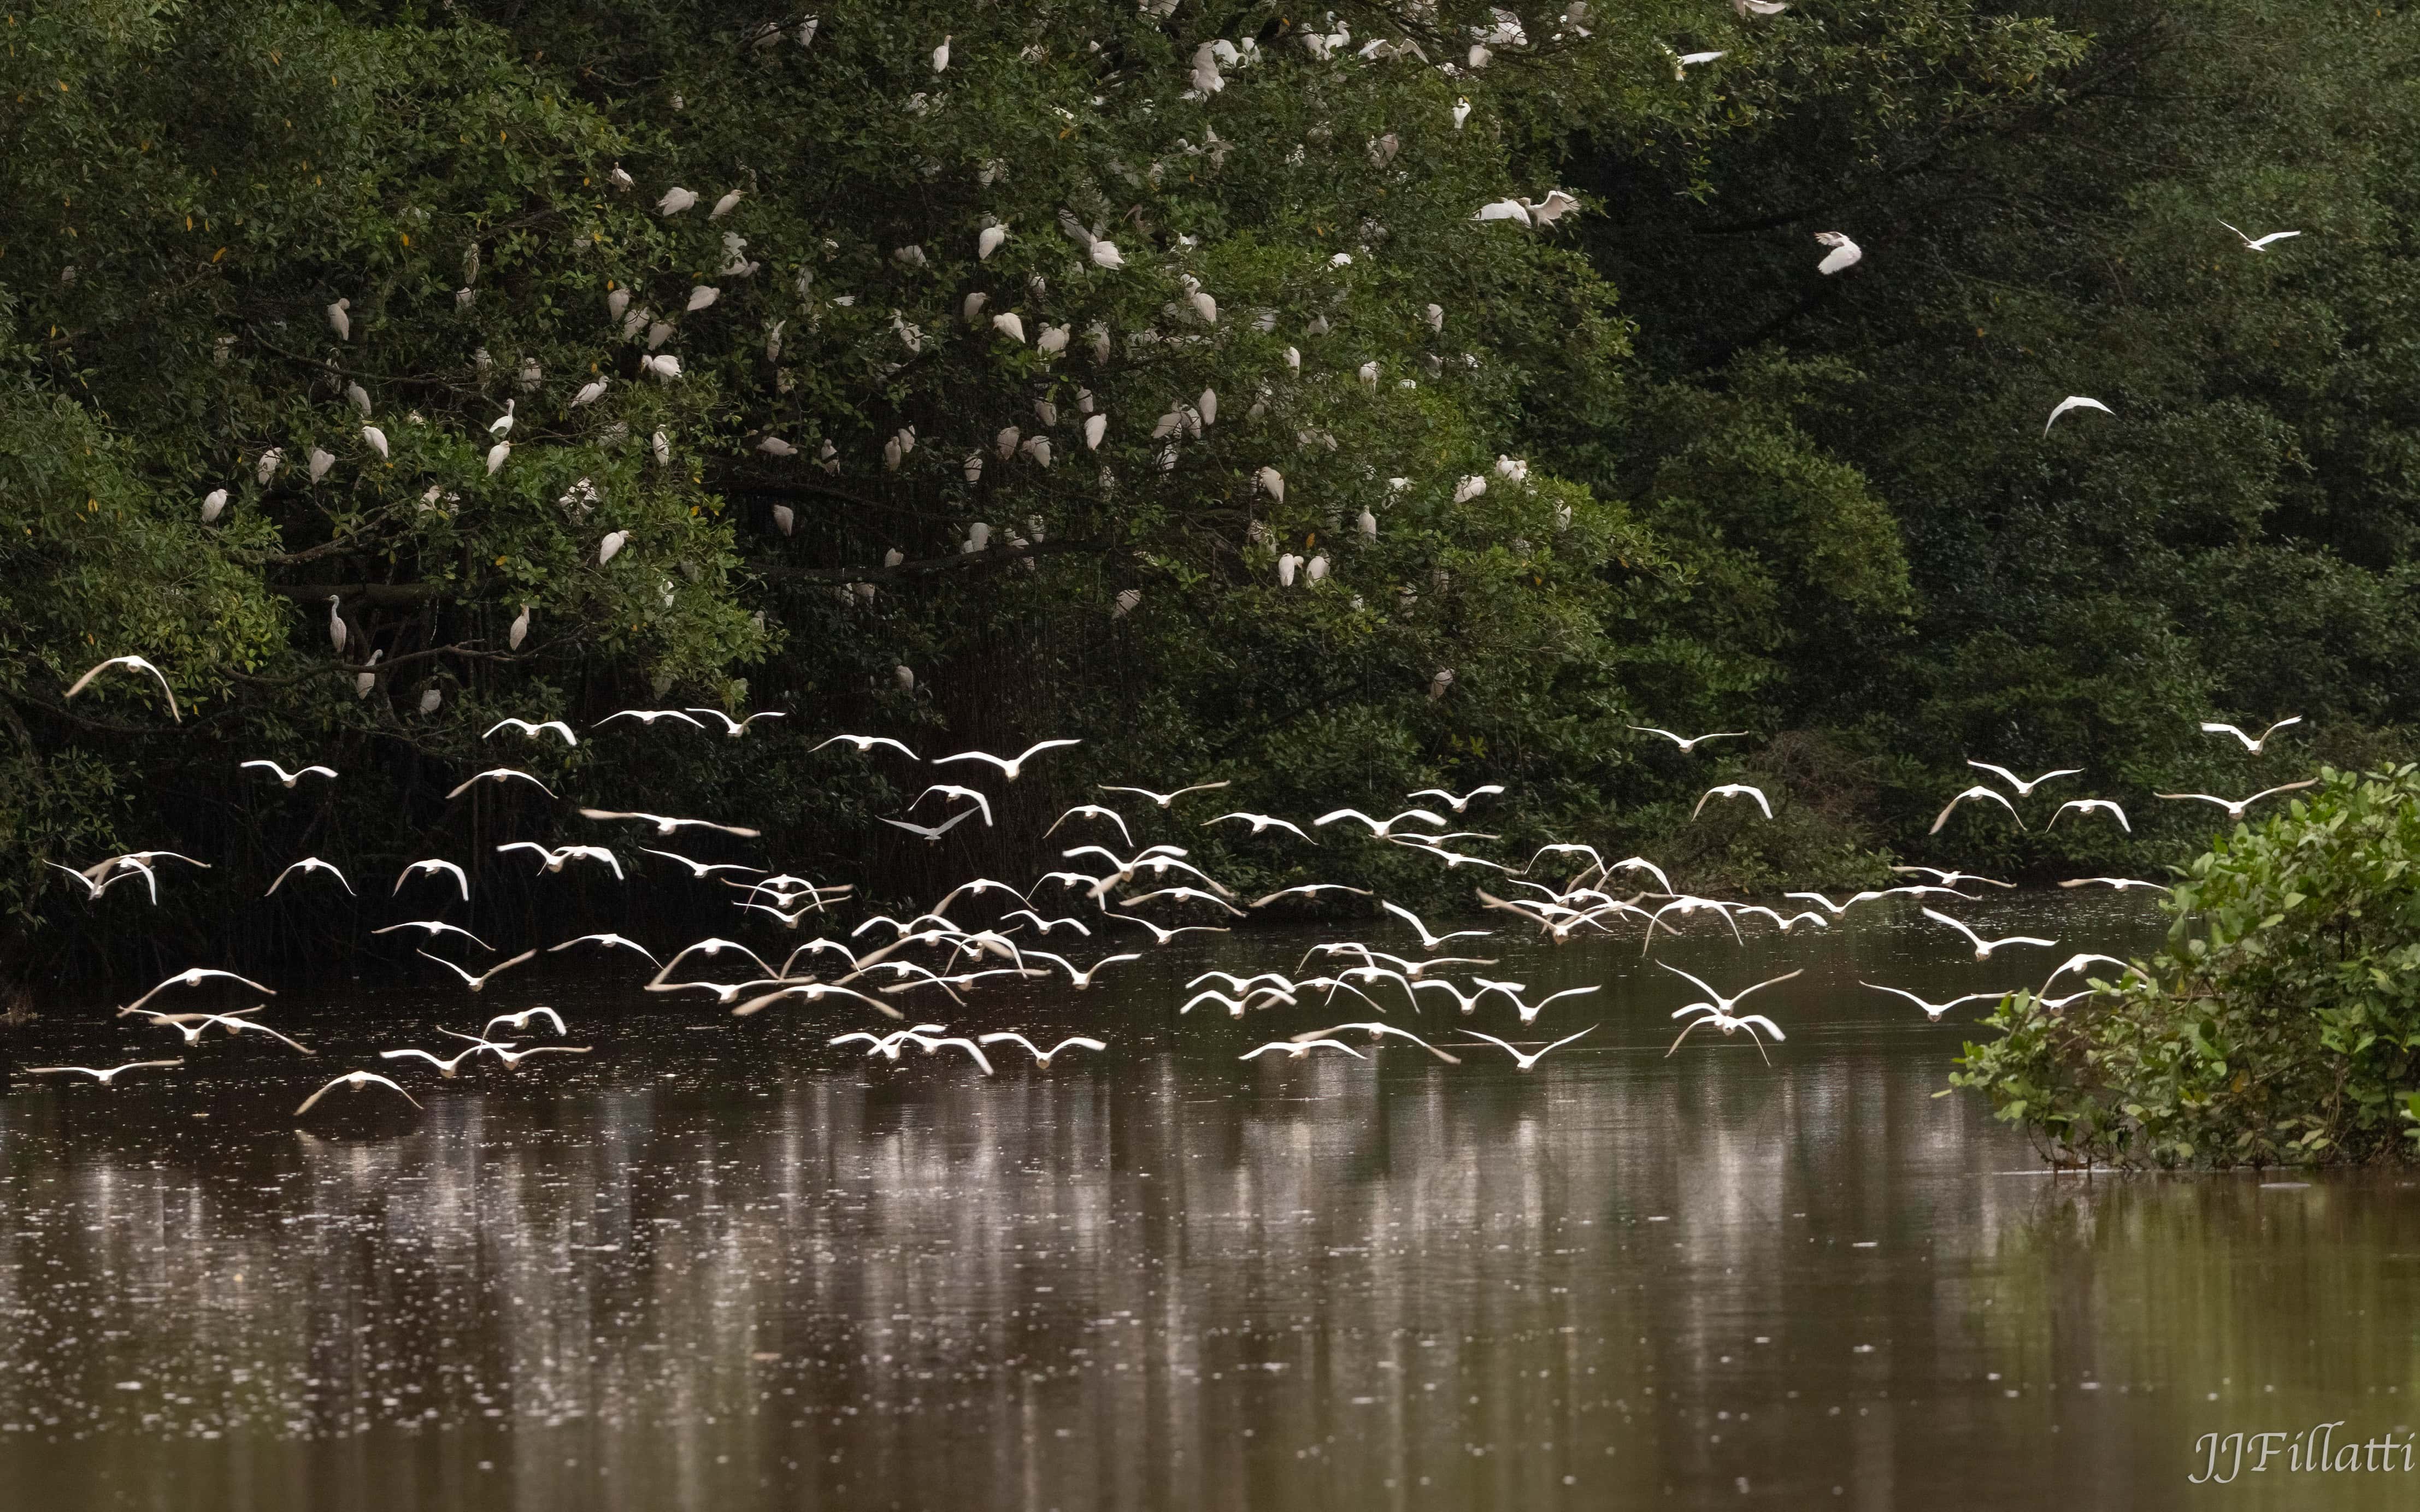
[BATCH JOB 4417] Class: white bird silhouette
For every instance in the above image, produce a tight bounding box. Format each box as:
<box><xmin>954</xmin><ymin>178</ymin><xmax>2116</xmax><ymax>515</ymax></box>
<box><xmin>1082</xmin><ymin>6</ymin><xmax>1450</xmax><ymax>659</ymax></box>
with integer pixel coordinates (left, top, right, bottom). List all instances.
<box><xmin>488</xmin><ymin>399</ymin><xmax>515</xmax><ymax>436</ymax></box>
<box><xmin>1408</xmin><ymin>784</ymin><xmax>1505</xmax><ymax>813</ymax></box>
<box><xmin>117</xmin><ymin>968</ymin><xmax>276</xmax><ymax>1016</ymax></box>
<box><xmin>391</xmin><ymin>858</ymin><xmax>470</xmax><ymax>900</ymax></box>
<box><xmin>485</xmin><ymin>718</ymin><xmax>577</xmax><ymax>746</ymax></box>
<box><xmin>1813</xmin><ymin>231</ymin><xmax>1862</xmax><ymax>274</ymax></box>
<box><xmin>636</xmin><ymin>848</ymin><xmax>761</xmax><ymax>882</ymax></box>
<box><xmin>1921</xmin><ymin>908</ymin><xmax>2058</xmax><ymax>961</ymax></box>
<box><xmin>935</xmin><ymin>739</ymin><xmax>1081</xmax><ymax>781</ymax></box>
<box><xmin>657</xmin><ymin>186</ymin><xmax>698</xmax><ymax>216</ymax></box>
<box><xmin>1458</xmin><ymin>1026</ymin><xmax>1595</xmax><ymax>1071</ymax></box>
<box><xmin>578</xmin><ymin>807</ymin><xmax>761</xmax><ymax>838</ymax></box>
<box><xmin>65</xmin><ymin>654</ymin><xmax>181</xmax><ymax>719</ymax></box>
<box><xmin>1667</xmin><ymin>1000</ymin><xmax>1788</xmax><ymax>1063</ymax></box>
<box><xmin>1205</xmin><ymin>812</ymin><xmax>1316</xmax><ymax>842</ymax></box>
<box><xmin>597</xmin><ymin>707</ymin><xmax>704</xmax><ymax>730</ymax></box>
<box><xmin>325</xmin><ymin>298</ymin><xmax>350</xmax><ymax>340</ymax></box>
<box><xmin>1100</xmin><ymin>781</ymin><xmax>1232</xmax><ymax>808</ymax></box>
<box><xmin>445</xmin><ymin>768</ymin><xmax>558</xmax><ymax>802</ymax></box>
<box><xmin>1020</xmin><ymin>952</ymin><xmax>1140</xmax><ymax>990</ymax></box>
<box><xmin>731</xmin><ymin>982</ymin><xmax>894</xmax><ymax>1018</ymax></box>
<box><xmin>912</xmin><ymin>784</ymin><xmax>995</xmax><ymax>828</ymax></box>
<box><xmin>132</xmin><ymin>1008</ymin><xmax>313</xmax><ymax>1054</ymax></box>
<box><xmin>572</xmin><ymin>376</ymin><xmax>610</xmax><ymax>406</ymax></box>
<box><xmin>416</xmin><ymin>947</ymin><xmax>537</xmax><ymax>991</ymax></box>
<box><xmin>1044</xmin><ymin>805</ymin><xmax>1134</xmax><ymax>844</ymax></box>
<box><xmin>1242</xmin><ymin>1038</ymin><xmax>1367</xmax><ymax>1061</ymax></box>
<box><xmin>2217</xmin><ymin>220</ymin><xmax>2301</xmax><ymax>252</ymax></box>
<box><xmin>1967</xmin><ymin>761</ymin><xmax>2082</xmax><ymax>796</ymax></box>
<box><xmin>1249</xmin><ymin>883</ymin><xmax>1374</xmax><ymax>907</ymax></box>
<box><xmin>496</xmin><ymin>842</ymin><xmax>625</xmax><ymax>878</ymax></box>
<box><xmin>1691</xmin><ymin>784</ymin><xmax>1773</xmax><ymax>820</ymax></box>
<box><xmin>2041</xmin><ymin>953</ymin><xmax>2149</xmax><ymax>991</ymax></box>
<box><xmin>266</xmin><ymin>857</ymin><xmax>353</xmax><ymax>896</ymax></box>
<box><xmin>686</xmin><ymin>707</ymin><xmax>786</xmax><ymax>737</ymax></box>
<box><xmin>482</xmin><ymin>1006</ymin><xmax>567</xmax><ymax>1040</ymax></box>
<box><xmin>374</xmin><ymin>923</ymin><xmax>503</xmax><ymax>972</ymax></box>
<box><xmin>2046</xmin><ymin>798</ymin><xmax>2132</xmax><ymax>832</ymax></box>
<box><xmin>2152</xmin><ymin>781</ymin><xmax>2319</xmax><ymax>820</ymax></box>
<box><xmin>1930</xmin><ymin>784</ymin><xmax>2024</xmax><ymax>834</ymax></box>
<box><xmin>2058</xmin><ymin>876</ymin><xmax>2169</xmax><ymax>893</ymax></box>
<box><xmin>2200</xmin><ymin>716</ymin><xmax>2302</xmax><ymax>753</ymax></box>
<box><xmin>814</xmin><ymin>733</ymin><xmax>920</xmax><ymax>760</ymax></box>
<box><xmin>1381</xmin><ymin>899</ymin><xmax>1493</xmax><ymax>951</ymax></box>
<box><xmin>881</xmin><ymin>808</ymin><xmax>979</xmax><ymax>844</ymax></box>
<box><xmin>25</xmin><ymin>1059</ymin><xmax>184</xmax><ymax>1085</ymax></box>
<box><xmin>1290</xmin><ymin>1022</ymin><xmax>1461</xmax><ymax>1063</ymax></box>
<box><xmin>295</xmin><ymin>1070</ymin><xmax>421</xmax><ymax>1118</ymax></box>
<box><xmin>241</xmin><ymin>760</ymin><xmax>337</xmax><ymax>788</ymax></box>
<box><xmin>978</xmin><ymin>1033</ymin><xmax>1106</xmax><ymax>1068</ymax></box>
<box><xmin>1103</xmin><ymin>913</ymin><xmax>1230</xmax><ymax>946</ymax></box>
<box><xmin>379</xmin><ymin>1042</ymin><xmax>499</xmax><ymax>1078</ymax></box>
<box><xmin>1316</xmin><ymin>807</ymin><xmax>1447</xmax><ymax>837</ymax></box>
<box><xmin>1891</xmin><ymin>865</ymin><xmax>2018</xmax><ymax>889</ymax></box>
<box><xmin>2044</xmin><ymin>395</ymin><xmax>2112</xmax><ymax>435</ymax></box>
<box><xmin>1860</xmin><ymin>982</ymin><xmax>2009</xmax><ymax>1023</ymax></box>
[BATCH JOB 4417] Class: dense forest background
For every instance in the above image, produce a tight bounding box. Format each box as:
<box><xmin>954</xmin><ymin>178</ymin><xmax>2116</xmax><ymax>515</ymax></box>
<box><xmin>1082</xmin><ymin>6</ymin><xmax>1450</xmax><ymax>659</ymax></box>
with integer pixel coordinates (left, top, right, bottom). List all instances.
<box><xmin>3</xmin><ymin>0</ymin><xmax>2414</xmax><ymax>995</ymax></box>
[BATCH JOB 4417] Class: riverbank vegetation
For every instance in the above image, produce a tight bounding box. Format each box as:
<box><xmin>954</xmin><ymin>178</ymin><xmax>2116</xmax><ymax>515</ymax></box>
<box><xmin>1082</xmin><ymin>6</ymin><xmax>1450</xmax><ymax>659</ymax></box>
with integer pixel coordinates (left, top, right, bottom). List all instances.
<box><xmin>1953</xmin><ymin>766</ymin><xmax>2420</xmax><ymax>1167</ymax></box>
<box><xmin>4</xmin><ymin>1</ymin><xmax>2415</xmax><ymax>989</ymax></box>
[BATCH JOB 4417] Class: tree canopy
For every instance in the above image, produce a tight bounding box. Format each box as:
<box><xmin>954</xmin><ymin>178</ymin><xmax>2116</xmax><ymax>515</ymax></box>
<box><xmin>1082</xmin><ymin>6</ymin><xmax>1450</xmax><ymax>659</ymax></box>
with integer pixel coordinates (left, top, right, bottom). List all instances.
<box><xmin>3</xmin><ymin>0</ymin><xmax>2412</xmax><ymax>987</ymax></box>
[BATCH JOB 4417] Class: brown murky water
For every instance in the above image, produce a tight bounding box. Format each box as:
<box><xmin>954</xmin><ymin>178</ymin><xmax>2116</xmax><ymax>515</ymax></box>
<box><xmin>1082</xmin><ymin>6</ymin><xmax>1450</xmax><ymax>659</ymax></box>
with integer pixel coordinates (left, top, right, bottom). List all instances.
<box><xmin>3</xmin><ymin>895</ymin><xmax>2416</xmax><ymax>1509</ymax></box>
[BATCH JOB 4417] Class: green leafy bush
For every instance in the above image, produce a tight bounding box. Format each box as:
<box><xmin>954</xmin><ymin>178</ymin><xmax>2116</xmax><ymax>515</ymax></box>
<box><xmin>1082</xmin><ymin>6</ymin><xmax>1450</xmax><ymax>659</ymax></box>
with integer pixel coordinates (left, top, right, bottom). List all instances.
<box><xmin>1952</xmin><ymin>765</ymin><xmax>2420</xmax><ymax>1167</ymax></box>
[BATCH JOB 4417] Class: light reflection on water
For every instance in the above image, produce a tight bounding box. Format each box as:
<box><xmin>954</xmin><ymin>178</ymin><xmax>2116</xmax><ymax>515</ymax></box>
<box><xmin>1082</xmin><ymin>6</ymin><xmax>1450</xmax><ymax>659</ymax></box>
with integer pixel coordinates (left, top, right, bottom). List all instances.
<box><xmin>3</xmin><ymin>896</ymin><xmax>2418</xmax><ymax>1509</ymax></box>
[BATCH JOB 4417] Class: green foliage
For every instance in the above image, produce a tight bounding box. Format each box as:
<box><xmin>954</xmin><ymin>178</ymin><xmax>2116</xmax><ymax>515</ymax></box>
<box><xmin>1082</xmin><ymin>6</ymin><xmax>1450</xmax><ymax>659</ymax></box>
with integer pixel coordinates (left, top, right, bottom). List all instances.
<box><xmin>1952</xmin><ymin>766</ymin><xmax>2420</xmax><ymax>1167</ymax></box>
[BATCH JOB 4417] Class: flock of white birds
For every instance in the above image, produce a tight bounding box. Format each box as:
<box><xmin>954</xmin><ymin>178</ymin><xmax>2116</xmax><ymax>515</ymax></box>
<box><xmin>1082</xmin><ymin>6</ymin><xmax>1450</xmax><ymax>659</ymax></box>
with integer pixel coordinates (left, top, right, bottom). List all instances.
<box><xmin>31</xmin><ymin>651</ymin><xmax>2321</xmax><ymax>1123</ymax></box>
<box><xmin>26</xmin><ymin>4</ymin><xmax>2323</xmax><ymax>1123</ymax></box>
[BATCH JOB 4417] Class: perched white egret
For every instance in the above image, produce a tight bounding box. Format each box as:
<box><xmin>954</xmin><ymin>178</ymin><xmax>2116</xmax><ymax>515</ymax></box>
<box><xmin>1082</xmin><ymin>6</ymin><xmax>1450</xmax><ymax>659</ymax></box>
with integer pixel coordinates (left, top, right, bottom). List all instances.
<box><xmin>326</xmin><ymin>298</ymin><xmax>351</xmax><ymax>340</ymax></box>
<box><xmin>362</xmin><ymin>424</ymin><xmax>388</xmax><ymax>460</ymax></box>
<box><xmin>599</xmin><ymin>530</ymin><xmax>629</xmax><ymax>564</ymax></box>
<box><xmin>201</xmin><ymin>488</ymin><xmax>228</xmax><ymax>523</ymax></box>
<box><xmin>572</xmin><ymin>376</ymin><xmax>610</xmax><ymax>406</ymax></box>
<box><xmin>325</xmin><ymin>596</ymin><xmax>348</xmax><ymax>654</ymax></box>
<box><xmin>710</xmin><ymin>187</ymin><xmax>745</xmax><ymax>220</ymax></box>
<box><xmin>657</xmin><ymin>186</ymin><xmax>698</xmax><ymax>216</ymax></box>
<box><xmin>488</xmin><ymin>399</ymin><xmax>515</xmax><ymax>436</ymax></box>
